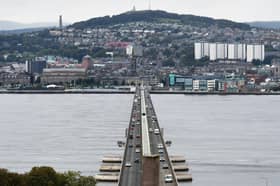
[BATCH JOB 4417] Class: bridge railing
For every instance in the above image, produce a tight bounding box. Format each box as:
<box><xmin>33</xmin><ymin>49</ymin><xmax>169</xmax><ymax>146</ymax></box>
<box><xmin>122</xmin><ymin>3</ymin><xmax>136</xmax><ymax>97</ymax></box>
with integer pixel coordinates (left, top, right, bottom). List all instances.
<box><xmin>147</xmin><ymin>93</ymin><xmax>179</xmax><ymax>186</ymax></box>
<box><xmin>118</xmin><ymin>92</ymin><xmax>138</xmax><ymax>186</ymax></box>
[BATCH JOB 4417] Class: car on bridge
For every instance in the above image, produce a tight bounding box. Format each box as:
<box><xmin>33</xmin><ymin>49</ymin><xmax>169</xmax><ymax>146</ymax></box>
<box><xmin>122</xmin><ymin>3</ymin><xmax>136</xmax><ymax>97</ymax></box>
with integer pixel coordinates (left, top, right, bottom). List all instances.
<box><xmin>154</xmin><ymin>128</ymin><xmax>160</xmax><ymax>135</ymax></box>
<box><xmin>125</xmin><ymin>162</ymin><xmax>132</xmax><ymax>167</ymax></box>
<box><xmin>164</xmin><ymin>174</ymin><xmax>173</xmax><ymax>183</ymax></box>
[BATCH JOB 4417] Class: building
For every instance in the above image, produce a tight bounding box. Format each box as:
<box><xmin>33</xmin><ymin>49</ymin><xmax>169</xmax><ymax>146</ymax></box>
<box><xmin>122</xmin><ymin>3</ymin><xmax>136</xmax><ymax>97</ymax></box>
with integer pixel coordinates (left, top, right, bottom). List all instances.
<box><xmin>209</xmin><ymin>43</ymin><xmax>217</xmax><ymax>61</ymax></box>
<box><xmin>194</xmin><ymin>43</ymin><xmax>203</xmax><ymax>60</ymax></box>
<box><xmin>59</xmin><ymin>15</ymin><xmax>63</xmax><ymax>30</ymax></box>
<box><xmin>194</xmin><ymin>42</ymin><xmax>210</xmax><ymax>60</ymax></box>
<box><xmin>216</xmin><ymin>43</ymin><xmax>228</xmax><ymax>59</ymax></box>
<box><xmin>272</xmin><ymin>60</ymin><xmax>280</xmax><ymax>78</ymax></box>
<box><xmin>228</xmin><ymin>43</ymin><xmax>246</xmax><ymax>60</ymax></box>
<box><xmin>184</xmin><ymin>78</ymin><xmax>193</xmax><ymax>91</ymax></box>
<box><xmin>81</xmin><ymin>55</ymin><xmax>93</xmax><ymax>70</ymax></box>
<box><xmin>193</xmin><ymin>80</ymin><xmax>208</xmax><ymax>92</ymax></box>
<box><xmin>207</xmin><ymin>80</ymin><xmax>218</xmax><ymax>92</ymax></box>
<box><xmin>126</xmin><ymin>44</ymin><xmax>143</xmax><ymax>57</ymax></box>
<box><xmin>246</xmin><ymin>44</ymin><xmax>265</xmax><ymax>62</ymax></box>
<box><xmin>25</xmin><ymin>60</ymin><xmax>47</xmax><ymax>74</ymax></box>
<box><xmin>0</xmin><ymin>72</ymin><xmax>30</xmax><ymax>86</ymax></box>
<box><xmin>194</xmin><ymin>42</ymin><xmax>265</xmax><ymax>62</ymax></box>
<box><xmin>41</xmin><ymin>68</ymin><xmax>87</xmax><ymax>84</ymax></box>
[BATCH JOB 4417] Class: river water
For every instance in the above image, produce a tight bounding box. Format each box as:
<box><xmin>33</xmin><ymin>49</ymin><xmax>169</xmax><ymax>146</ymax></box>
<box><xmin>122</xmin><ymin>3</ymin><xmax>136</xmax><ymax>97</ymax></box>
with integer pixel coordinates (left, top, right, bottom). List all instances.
<box><xmin>0</xmin><ymin>94</ymin><xmax>279</xmax><ymax>186</ymax></box>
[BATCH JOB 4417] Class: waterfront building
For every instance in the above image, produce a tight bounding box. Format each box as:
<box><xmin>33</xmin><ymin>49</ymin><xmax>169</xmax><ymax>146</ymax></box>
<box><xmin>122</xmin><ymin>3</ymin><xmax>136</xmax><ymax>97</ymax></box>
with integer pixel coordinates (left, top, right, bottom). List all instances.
<box><xmin>218</xmin><ymin>81</ymin><xmax>225</xmax><ymax>92</ymax></box>
<box><xmin>41</xmin><ymin>68</ymin><xmax>87</xmax><ymax>84</ymax></box>
<box><xmin>193</xmin><ymin>79</ymin><xmax>207</xmax><ymax>92</ymax></box>
<box><xmin>207</xmin><ymin>79</ymin><xmax>218</xmax><ymax>92</ymax></box>
<box><xmin>184</xmin><ymin>78</ymin><xmax>193</xmax><ymax>91</ymax></box>
<box><xmin>0</xmin><ymin>72</ymin><xmax>30</xmax><ymax>86</ymax></box>
<box><xmin>272</xmin><ymin>60</ymin><xmax>280</xmax><ymax>78</ymax></box>
<box><xmin>25</xmin><ymin>60</ymin><xmax>47</xmax><ymax>74</ymax></box>
<box><xmin>81</xmin><ymin>55</ymin><xmax>93</xmax><ymax>70</ymax></box>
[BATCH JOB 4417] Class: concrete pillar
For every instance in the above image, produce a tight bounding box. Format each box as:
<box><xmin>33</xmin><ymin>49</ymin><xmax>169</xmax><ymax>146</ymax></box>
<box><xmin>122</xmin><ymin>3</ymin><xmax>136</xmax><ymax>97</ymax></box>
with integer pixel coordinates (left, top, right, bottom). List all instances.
<box><xmin>142</xmin><ymin>155</ymin><xmax>160</xmax><ymax>186</ymax></box>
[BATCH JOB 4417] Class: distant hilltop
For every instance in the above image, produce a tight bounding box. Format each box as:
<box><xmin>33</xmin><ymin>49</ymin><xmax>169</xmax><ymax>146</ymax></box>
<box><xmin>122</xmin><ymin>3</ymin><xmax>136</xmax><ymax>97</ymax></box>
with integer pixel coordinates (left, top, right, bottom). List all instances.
<box><xmin>0</xmin><ymin>21</ymin><xmax>57</xmax><ymax>31</ymax></box>
<box><xmin>248</xmin><ymin>21</ymin><xmax>280</xmax><ymax>29</ymax></box>
<box><xmin>70</xmin><ymin>10</ymin><xmax>251</xmax><ymax>30</ymax></box>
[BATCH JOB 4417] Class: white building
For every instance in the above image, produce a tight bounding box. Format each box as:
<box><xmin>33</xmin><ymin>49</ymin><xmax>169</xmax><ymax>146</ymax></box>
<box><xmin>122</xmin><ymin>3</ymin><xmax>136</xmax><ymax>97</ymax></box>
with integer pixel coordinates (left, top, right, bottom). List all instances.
<box><xmin>203</xmin><ymin>42</ymin><xmax>210</xmax><ymax>56</ymax></box>
<box><xmin>217</xmin><ymin>43</ymin><xmax>227</xmax><ymax>59</ymax></box>
<box><xmin>207</xmin><ymin>80</ymin><xmax>217</xmax><ymax>91</ymax></box>
<box><xmin>194</xmin><ymin>42</ymin><xmax>210</xmax><ymax>60</ymax></box>
<box><xmin>246</xmin><ymin>45</ymin><xmax>254</xmax><ymax>62</ymax></box>
<box><xmin>246</xmin><ymin>44</ymin><xmax>265</xmax><ymax>62</ymax></box>
<box><xmin>194</xmin><ymin>42</ymin><xmax>264</xmax><ymax>62</ymax></box>
<box><xmin>209</xmin><ymin>43</ymin><xmax>217</xmax><ymax>61</ymax></box>
<box><xmin>228</xmin><ymin>44</ymin><xmax>246</xmax><ymax>60</ymax></box>
<box><xmin>126</xmin><ymin>44</ymin><xmax>143</xmax><ymax>57</ymax></box>
<box><xmin>194</xmin><ymin>43</ymin><xmax>203</xmax><ymax>60</ymax></box>
<box><xmin>193</xmin><ymin>80</ymin><xmax>200</xmax><ymax>91</ymax></box>
<box><xmin>237</xmin><ymin>44</ymin><xmax>246</xmax><ymax>60</ymax></box>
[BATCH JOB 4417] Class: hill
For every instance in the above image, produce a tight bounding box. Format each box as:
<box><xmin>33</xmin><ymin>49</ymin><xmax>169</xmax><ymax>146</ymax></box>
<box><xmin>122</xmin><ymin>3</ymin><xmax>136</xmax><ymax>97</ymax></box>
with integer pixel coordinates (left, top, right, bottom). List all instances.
<box><xmin>0</xmin><ymin>21</ymin><xmax>58</xmax><ymax>31</ymax></box>
<box><xmin>248</xmin><ymin>21</ymin><xmax>280</xmax><ymax>29</ymax></box>
<box><xmin>70</xmin><ymin>10</ymin><xmax>251</xmax><ymax>30</ymax></box>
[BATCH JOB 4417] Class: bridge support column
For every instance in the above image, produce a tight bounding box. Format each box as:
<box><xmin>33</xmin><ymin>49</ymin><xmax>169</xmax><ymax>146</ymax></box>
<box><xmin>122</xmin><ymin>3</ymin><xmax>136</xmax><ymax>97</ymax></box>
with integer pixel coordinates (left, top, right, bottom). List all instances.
<box><xmin>142</xmin><ymin>155</ymin><xmax>160</xmax><ymax>186</ymax></box>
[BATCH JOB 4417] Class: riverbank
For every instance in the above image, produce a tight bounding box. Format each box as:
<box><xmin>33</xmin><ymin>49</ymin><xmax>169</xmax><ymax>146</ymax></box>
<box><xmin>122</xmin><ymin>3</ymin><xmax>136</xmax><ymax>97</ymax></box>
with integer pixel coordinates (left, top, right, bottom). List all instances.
<box><xmin>150</xmin><ymin>90</ymin><xmax>280</xmax><ymax>95</ymax></box>
<box><xmin>0</xmin><ymin>89</ymin><xmax>280</xmax><ymax>95</ymax></box>
<box><xmin>0</xmin><ymin>89</ymin><xmax>135</xmax><ymax>94</ymax></box>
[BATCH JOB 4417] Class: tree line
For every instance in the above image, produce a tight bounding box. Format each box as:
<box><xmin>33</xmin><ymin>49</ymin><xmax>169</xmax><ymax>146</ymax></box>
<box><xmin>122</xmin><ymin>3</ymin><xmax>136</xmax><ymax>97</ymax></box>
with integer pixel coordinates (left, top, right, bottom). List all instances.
<box><xmin>0</xmin><ymin>167</ymin><xmax>96</xmax><ymax>186</ymax></box>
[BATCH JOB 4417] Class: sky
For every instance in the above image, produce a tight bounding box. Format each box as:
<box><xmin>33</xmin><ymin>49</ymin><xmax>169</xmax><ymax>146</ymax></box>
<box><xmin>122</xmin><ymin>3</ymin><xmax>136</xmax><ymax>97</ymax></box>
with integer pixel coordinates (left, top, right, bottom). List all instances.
<box><xmin>0</xmin><ymin>0</ymin><xmax>279</xmax><ymax>23</ymax></box>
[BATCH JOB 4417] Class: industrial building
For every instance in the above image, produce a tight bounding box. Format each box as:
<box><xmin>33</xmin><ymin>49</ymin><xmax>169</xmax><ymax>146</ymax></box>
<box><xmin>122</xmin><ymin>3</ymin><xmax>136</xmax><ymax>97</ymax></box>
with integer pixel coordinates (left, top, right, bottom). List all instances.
<box><xmin>194</xmin><ymin>42</ymin><xmax>265</xmax><ymax>62</ymax></box>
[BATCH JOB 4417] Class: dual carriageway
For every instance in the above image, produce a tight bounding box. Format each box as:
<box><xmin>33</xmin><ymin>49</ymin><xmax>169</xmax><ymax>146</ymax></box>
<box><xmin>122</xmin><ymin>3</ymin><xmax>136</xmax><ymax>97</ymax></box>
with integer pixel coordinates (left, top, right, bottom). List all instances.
<box><xmin>96</xmin><ymin>87</ymin><xmax>192</xmax><ymax>186</ymax></box>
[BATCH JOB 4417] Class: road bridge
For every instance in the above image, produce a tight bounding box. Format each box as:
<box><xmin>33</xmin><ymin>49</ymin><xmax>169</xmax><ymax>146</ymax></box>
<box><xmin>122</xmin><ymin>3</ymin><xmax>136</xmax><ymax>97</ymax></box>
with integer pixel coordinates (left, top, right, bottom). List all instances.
<box><xmin>96</xmin><ymin>86</ymin><xmax>192</xmax><ymax>185</ymax></box>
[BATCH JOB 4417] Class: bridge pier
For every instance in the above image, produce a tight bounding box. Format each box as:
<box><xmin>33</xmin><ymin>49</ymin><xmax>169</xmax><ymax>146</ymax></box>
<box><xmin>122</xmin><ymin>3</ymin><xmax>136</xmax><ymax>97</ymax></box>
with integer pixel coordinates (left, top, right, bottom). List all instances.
<box><xmin>142</xmin><ymin>155</ymin><xmax>160</xmax><ymax>186</ymax></box>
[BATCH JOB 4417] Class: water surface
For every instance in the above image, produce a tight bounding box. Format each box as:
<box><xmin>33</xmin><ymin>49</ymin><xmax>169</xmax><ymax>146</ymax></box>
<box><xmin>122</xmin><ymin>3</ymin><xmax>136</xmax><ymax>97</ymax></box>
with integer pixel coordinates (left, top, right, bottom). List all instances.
<box><xmin>0</xmin><ymin>94</ymin><xmax>279</xmax><ymax>186</ymax></box>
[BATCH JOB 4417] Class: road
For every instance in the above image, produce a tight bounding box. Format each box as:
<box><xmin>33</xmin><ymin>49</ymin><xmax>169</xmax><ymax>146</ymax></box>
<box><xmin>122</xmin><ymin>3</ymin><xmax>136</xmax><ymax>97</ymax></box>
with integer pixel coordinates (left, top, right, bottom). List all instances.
<box><xmin>118</xmin><ymin>88</ymin><xmax>142</xmax><ymax>186</ymax></box>
<box><xmin>118</xmin><ymin>87</ymin><xmax>178</xmax><ymax>186</ymax></box>
<box><xmin>143</xmin><ymin>88</ymin><xmax>178</xmax><ymax>186</ymax></box>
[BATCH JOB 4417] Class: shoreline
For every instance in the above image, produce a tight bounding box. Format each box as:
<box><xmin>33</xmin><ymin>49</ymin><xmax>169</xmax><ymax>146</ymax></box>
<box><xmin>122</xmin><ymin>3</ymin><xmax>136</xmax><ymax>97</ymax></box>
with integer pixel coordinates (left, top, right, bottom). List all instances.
<box><xmin>0</xmin><ymin>89</ymin><xmax>280</xmax><ymax>95</ymax></box>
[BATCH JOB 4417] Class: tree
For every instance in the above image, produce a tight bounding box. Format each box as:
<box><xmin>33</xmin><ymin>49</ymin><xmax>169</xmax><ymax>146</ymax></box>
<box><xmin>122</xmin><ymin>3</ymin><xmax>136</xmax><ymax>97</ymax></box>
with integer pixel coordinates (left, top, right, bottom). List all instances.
<box><xmin>27</xmin><ymin>167</ymin><xmax>60</xmax><ymax>186</ymax></box>
<box><xmin>0</xmin><ymin>167</ymin><xmax>96</xmax><ymax>186</ymax></box>
<box><xmin>64</xmin><ymin>171</ymin><xmax>96</xmax><ymax>186</ymax></box>
<box><xmin>162</xmin><ymin>59</ymin><xmax>175</xmax><ymax>67</ymax></box>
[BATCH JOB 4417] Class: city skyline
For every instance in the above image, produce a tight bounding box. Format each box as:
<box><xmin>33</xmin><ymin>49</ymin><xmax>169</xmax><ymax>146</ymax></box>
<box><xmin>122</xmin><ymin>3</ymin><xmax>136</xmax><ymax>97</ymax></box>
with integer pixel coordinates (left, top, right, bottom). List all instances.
<box><xmin>0</xmin><ymin>0</ymin><xmax>279</xmax><ymax>23</ymax></box>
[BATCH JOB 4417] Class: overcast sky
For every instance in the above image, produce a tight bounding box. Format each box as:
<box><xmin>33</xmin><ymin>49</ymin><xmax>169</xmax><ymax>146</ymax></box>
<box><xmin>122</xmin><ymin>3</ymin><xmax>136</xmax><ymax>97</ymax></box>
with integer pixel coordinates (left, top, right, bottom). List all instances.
<box><xmin>0</xmin><ymin>0</ymin><xmax>278</xmax><ymax>23</ymax></box>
